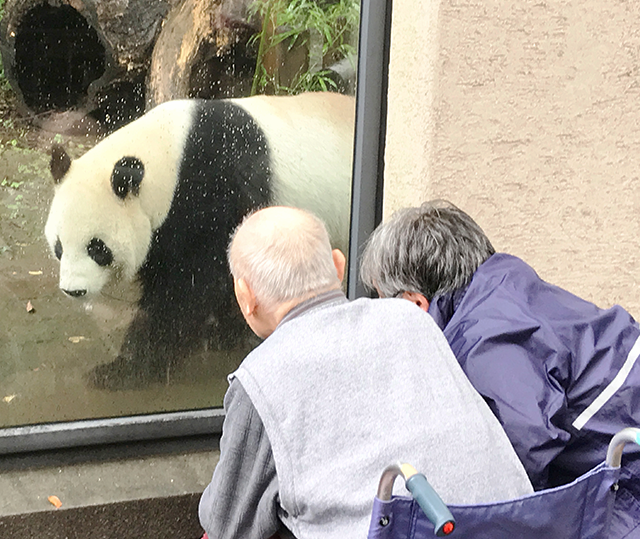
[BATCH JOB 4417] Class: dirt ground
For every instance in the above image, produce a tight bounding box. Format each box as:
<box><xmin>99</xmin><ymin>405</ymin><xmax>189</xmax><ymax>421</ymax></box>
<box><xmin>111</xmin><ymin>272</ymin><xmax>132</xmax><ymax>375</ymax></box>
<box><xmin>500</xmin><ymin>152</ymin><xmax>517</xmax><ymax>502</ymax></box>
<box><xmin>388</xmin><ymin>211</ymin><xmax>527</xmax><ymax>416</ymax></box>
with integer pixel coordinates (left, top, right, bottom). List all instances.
<box><xmin>0</xmin><ymin>88</ymin><xmax>243</xmax><ymax>428</ymax></box>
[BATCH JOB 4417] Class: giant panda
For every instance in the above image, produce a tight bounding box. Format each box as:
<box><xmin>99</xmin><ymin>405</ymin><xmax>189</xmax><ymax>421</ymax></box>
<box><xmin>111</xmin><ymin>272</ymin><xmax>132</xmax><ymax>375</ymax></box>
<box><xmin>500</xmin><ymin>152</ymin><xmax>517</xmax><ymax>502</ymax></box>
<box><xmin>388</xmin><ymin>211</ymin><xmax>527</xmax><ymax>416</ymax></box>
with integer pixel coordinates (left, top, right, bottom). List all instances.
<box><xmin>45</xmin><ymin>92</ymin><xmax>355</xmax><ymax>390</ymax></box>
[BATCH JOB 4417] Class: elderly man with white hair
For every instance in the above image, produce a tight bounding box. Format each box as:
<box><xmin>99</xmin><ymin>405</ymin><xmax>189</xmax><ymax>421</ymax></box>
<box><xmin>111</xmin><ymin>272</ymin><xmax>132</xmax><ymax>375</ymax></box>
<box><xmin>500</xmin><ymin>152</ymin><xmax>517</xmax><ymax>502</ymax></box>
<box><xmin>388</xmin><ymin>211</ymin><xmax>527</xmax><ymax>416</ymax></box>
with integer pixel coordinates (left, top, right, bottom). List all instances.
<box><xmin>198</xmin><ymin>206</ymin><xmax>532</xmax><ymax>539</ymax></box>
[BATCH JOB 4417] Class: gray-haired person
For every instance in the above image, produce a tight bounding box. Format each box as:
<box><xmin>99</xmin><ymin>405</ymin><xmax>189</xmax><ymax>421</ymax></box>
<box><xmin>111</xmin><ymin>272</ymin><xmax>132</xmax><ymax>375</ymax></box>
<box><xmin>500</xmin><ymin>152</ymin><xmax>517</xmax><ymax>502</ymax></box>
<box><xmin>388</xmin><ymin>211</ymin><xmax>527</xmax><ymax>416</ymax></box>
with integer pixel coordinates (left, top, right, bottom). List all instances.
<box><xmin>199</xmin><ymin>205</ymin><xmax>532</xmax><ymax>539</ymax></box>
<box><xmin>361</xmin><ymin>199</ymin><xmax>640</xmax><ymax>494</ymax></box>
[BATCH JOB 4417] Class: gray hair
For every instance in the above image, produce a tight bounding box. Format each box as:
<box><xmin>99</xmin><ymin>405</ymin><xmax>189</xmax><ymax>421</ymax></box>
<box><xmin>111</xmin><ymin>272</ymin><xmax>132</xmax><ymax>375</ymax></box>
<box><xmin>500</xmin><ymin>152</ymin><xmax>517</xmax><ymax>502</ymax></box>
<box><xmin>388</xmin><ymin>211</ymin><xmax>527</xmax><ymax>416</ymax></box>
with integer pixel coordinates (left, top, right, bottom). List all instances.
<box><xmin>360</xmin><ymin>200</ymin><xmax>495</xmax><ymax>301</ymax></box>
<box><xmin>228</xmin><ymin>207</ymin><xmax>340</xmax><ymax>308</ymax></box>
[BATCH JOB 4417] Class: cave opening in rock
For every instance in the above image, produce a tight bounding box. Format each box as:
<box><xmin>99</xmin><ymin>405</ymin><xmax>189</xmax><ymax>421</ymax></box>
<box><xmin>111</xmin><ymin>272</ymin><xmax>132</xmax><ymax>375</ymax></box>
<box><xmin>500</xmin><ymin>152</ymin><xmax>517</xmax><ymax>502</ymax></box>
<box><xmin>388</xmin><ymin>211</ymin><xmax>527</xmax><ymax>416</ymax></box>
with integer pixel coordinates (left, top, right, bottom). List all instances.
<box><xmin>15</xmin><ymin>4</ymin><xmax>106</xmax><ymax>113</ymax></box>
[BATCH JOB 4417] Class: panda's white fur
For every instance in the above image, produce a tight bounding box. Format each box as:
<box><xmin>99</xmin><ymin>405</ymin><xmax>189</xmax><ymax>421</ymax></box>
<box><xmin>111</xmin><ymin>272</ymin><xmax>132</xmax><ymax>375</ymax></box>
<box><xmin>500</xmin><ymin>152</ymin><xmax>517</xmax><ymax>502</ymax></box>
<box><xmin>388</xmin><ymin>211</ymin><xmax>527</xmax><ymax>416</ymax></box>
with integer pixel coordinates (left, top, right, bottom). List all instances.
<box><xmin>235</xmin><ymin>94</ymin><xmax>353</xmax><ymax>250</ymax></box>
<box><xmin>44</xmin><ymin>91</ymin><xmax>355</xmax><ymax>389</ymax></box>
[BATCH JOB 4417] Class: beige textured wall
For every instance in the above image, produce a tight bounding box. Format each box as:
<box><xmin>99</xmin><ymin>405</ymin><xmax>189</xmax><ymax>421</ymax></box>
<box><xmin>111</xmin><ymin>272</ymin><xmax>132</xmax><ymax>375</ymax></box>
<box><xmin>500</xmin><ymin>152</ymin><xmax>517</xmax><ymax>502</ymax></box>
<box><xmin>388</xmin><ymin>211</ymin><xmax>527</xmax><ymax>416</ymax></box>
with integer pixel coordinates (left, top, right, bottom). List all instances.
<box><xmin>384</xmin><ymin>0</ymin><xmax>640</xmax><ymax>316</ymax></box>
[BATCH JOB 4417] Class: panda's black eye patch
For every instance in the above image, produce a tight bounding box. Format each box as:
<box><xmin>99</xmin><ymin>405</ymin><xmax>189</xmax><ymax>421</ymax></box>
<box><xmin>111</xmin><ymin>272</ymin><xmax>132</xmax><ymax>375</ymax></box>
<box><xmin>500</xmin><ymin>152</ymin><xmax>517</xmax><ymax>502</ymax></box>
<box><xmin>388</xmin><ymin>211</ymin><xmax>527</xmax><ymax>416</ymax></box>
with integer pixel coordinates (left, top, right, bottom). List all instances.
<box><xmin>54</xmin><ymin>238</ymin><xmax>63</xmax><ymax>260</ymax></box>
<box><xmin>87</xmin><ymin>238</ymin><xmax>113</xmax><ymax>267</ymax></box>
<box><xmin>111</xmin><ymin>157</ymin><xmax>144</xmax><ymax>200</ymax></box>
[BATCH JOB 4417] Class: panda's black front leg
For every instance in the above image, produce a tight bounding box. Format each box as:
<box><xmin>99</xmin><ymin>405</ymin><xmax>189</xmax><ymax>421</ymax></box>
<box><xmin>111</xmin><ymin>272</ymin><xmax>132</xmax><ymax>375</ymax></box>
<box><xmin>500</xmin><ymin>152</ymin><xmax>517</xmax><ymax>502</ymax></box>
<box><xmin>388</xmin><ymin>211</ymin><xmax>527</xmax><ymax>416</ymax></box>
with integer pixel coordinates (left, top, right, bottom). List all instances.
<box><xmin>87</xmin><ymin>263</ymin><xmax>253</xmax><ymax>390</ymax></box>
<box><xmin>86</xmin><ymin>307</ymin><xmax>171</xmax><ymax>390</ymax></box>
<box><xmin>87</xmin><ymin>299</ymin><xmax>210</xmax><ymax>390</ymax></box>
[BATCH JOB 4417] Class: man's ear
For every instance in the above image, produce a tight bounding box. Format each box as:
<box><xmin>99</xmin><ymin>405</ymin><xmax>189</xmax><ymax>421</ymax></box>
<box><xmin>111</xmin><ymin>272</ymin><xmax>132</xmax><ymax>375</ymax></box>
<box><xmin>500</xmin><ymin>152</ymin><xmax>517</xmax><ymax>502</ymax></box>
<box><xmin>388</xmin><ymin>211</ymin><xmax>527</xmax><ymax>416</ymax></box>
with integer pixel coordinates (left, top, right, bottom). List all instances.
<box><xmin>234</xmin><ymin>278</ymin><xmax>257</xmax><ymax>317</ymax></box>
<box><xmin>332</xmin><ymin>249</ymin><xmax>346</xmax><ymax>283</ymax></box>
<box><xmin>401</xmin><ymin>291</ymin><xmax>430</xmax><ymax>312</ymax></box>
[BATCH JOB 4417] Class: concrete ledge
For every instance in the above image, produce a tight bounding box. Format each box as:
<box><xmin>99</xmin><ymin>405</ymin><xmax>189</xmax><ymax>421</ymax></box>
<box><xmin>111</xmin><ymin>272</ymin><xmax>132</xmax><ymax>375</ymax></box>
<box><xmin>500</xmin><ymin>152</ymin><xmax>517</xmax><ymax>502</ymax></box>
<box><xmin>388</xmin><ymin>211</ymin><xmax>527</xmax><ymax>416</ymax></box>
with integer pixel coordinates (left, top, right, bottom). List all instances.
<box><xmin>0</xmin><ymin>436</ymin><xmax>219</xmax><ymax>539</ymax></box>
<box><xmin>0</xmin><ymin>493</ymin><xmax>204</xmax><ymax>539</ymax></box>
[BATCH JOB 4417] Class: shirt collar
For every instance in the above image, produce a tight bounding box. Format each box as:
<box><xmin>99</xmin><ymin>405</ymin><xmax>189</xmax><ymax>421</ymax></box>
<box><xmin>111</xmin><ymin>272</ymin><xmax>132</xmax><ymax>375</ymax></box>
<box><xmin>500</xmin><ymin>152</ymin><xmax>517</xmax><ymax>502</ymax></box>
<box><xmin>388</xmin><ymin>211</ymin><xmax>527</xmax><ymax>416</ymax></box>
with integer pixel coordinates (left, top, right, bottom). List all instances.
<box><xmin>279</xmin><ymin>289</ymin><xmax>348</xmax><ymax>327</ymax></box>
<box><xmin>428</xmin><ymin>285</ymin><xmax>468</xmax><ymax>330</ymax></box>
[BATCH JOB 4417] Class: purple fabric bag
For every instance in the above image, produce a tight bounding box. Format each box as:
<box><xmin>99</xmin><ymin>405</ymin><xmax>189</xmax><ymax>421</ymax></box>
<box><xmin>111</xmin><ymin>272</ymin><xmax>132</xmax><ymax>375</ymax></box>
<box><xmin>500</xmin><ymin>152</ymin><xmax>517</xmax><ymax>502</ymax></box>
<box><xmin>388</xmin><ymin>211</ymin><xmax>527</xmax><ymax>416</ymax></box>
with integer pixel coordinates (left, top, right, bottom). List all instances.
<box><xmin>368</xmin><ymin>463</ymin><xmax>627</xmax><ymax>539</ymax></box>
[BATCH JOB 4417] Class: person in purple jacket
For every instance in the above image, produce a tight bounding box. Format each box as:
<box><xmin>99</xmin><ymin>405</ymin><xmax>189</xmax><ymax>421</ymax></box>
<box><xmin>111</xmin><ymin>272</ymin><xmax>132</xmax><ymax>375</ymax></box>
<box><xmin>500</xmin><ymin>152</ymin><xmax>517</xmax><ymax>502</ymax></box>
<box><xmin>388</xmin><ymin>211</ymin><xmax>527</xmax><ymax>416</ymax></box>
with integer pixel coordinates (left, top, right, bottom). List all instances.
<box><xmin>361</xmin><ymin>199</ymin><xmax>640</xmax><ymax>493</ymax></box>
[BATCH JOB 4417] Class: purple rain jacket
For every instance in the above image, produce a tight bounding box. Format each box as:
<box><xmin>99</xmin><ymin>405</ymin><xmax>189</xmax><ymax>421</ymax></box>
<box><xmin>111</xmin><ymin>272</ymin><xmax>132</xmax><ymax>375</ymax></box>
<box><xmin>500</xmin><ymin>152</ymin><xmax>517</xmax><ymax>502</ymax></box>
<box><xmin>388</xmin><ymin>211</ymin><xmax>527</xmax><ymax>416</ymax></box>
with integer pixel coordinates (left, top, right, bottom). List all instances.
<box><xmin>428</xmin><ymin>253</ymin><xmax>640</xmax><ymax>491</ymax></box>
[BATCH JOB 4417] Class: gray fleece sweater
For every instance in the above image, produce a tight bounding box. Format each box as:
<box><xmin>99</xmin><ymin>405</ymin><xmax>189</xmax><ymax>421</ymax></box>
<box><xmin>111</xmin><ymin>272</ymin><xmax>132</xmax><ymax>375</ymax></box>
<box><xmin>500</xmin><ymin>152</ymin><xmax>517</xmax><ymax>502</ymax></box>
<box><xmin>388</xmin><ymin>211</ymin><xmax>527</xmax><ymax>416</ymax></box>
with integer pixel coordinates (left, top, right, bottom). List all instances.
<box><xmin>226</xmin><ymin>292</ymin><xmax>532</xmax><ymax>539</ymax></box>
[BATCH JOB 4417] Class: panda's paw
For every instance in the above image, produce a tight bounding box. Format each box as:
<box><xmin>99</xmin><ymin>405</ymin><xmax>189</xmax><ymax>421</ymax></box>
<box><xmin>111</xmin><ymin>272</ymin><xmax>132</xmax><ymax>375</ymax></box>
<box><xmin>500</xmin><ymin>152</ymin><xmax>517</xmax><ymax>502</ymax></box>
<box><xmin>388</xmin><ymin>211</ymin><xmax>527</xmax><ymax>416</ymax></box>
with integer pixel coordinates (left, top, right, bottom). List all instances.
<box><xmin>86</xmin><ymin>356</ymin><xmax>169</xmax><ymax>391</ymax></box>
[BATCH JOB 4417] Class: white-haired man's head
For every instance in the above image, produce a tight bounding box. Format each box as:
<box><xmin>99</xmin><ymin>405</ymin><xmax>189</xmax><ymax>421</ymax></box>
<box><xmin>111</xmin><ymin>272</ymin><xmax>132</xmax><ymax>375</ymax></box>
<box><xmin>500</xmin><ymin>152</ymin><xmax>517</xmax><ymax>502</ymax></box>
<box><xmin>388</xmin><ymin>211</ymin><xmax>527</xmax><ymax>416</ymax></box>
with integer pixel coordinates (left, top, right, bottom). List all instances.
<box><xmin>228</xmin><ymin>206</ymin><xmax>345</xmax><ymax>338</ymax></box>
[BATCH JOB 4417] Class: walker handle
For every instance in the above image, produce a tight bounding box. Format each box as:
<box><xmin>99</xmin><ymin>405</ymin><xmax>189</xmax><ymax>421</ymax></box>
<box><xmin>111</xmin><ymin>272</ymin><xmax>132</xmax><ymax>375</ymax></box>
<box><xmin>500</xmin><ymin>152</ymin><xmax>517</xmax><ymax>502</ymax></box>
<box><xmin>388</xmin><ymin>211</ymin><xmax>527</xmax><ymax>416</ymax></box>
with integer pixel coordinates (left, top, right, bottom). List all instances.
<box><xmin>377</xmin><ymin>463</ymin><xmax>456</xmax><ymax>536</ymax></box>
<box><xmin>606</xmin><ymin>427</ymin><xmax>640</xmax><ymax>468</ymax></box>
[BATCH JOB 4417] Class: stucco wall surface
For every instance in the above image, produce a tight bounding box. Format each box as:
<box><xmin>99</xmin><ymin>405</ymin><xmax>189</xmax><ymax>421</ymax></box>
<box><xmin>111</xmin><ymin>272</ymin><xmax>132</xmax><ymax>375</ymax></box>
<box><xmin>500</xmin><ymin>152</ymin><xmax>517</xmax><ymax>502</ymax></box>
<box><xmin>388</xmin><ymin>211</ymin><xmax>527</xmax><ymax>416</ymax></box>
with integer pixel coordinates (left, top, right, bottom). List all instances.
<box><xmin>385</xmin><ymin>0</ymin><xmax>640</xmax><ymax>316</ymax></box>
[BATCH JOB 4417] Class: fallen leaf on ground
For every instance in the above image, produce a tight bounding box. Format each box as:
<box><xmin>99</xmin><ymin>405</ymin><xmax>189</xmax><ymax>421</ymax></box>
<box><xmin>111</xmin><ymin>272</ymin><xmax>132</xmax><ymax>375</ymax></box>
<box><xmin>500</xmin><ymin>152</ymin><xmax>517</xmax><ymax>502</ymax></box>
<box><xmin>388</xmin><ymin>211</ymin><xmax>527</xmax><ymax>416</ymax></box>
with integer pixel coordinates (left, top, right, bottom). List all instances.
<box><xmin>3</xmin><ymin>395</ymin><xmax>16</xmax><ymax>403</ymax></box>
<box><xmin>48</xmin><ymin>495</ymin><xmax>62</xmax><ymax>509</ymax></box>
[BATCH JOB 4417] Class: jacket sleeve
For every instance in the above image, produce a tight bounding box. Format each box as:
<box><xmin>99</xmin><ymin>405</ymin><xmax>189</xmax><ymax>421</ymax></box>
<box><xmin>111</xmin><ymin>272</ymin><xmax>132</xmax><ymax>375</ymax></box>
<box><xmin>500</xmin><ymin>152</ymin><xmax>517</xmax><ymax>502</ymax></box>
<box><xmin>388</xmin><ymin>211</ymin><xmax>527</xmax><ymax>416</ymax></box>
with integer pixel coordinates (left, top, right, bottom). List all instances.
<box><xmin>199</xmin><ymin>378</ymin><xmax>281</xmax><ymax>539</ymax></box>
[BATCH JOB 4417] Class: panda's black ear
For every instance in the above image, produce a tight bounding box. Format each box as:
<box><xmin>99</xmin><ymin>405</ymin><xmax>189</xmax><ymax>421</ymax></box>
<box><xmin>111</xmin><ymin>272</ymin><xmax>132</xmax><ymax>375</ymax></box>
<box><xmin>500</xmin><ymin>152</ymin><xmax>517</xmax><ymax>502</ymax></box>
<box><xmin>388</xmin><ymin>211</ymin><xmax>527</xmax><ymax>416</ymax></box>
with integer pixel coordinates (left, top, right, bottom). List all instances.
<box><xmin>50</xmin><ymin>143</ymin><xmax>71</xmax><ymax>184</ymax></box>
<box><xmin>111</xmin><ymin>157</ymin><xmax>145</xmax><ymax>200</ymax></box>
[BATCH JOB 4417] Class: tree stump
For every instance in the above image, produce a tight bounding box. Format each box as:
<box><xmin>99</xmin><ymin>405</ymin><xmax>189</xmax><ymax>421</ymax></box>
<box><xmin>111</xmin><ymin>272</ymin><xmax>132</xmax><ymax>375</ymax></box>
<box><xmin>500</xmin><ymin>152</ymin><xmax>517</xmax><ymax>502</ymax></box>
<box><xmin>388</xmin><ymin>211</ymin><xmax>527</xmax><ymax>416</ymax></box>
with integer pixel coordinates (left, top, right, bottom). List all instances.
<box><xmin>0</xmin><ymin>0</ymin><xmax>175</xmax><ymax>131</ymax></box>
<box><xmin>145</xmin><ymin>0</ymin><xmax>330</xmax><ymax>106</ymax></box>
<box><xmin>146</xmin><ymin>0</ymin><xmax>259</xmax><ymax>108</ymax></box>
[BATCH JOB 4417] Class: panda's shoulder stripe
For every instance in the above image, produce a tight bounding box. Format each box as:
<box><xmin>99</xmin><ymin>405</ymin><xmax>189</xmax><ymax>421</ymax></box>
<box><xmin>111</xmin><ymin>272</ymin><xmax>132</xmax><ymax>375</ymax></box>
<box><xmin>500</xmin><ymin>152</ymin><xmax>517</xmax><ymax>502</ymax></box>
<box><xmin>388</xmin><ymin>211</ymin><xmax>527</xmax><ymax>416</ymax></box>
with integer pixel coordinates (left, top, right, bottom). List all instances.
<box><xmin>168</xmin><ymin>98</ymin><xmax>273</xmax><ymax>225</ymax></box>
<box><xmin>180</xmin><ymin>99</ymin><xmax>271</xmax><ymax>190</ymax></box>
<box><xmin>149</xmin><ymin>97</ymin><xmax>273</xmax><ymax>269</ymax></box>
<box><xmin>187</xmin><ymin>98</ymin><xmax>268</xmax><ymax>146</ymax></box>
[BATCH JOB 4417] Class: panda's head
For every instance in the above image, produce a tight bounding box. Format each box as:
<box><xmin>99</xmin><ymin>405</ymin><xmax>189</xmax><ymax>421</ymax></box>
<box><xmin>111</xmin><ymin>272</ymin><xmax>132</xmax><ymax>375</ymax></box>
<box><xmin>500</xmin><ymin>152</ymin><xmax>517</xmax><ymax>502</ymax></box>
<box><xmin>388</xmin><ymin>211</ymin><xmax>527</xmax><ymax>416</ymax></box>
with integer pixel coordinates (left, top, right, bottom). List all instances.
<box><xmin>45</xmin><ymin>144</ymin><xmax>155</xmax><ymax>298</ymax></box>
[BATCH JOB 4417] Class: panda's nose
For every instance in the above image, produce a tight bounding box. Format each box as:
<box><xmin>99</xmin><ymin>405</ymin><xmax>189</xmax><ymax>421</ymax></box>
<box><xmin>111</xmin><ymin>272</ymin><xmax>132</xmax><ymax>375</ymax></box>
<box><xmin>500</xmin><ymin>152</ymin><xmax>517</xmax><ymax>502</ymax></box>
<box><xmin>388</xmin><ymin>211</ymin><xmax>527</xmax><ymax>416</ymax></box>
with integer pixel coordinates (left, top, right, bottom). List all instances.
<box><xmin>63</xmin><ymin>289</ymin><xmax>87</xmax><ymax>298</ymax></box>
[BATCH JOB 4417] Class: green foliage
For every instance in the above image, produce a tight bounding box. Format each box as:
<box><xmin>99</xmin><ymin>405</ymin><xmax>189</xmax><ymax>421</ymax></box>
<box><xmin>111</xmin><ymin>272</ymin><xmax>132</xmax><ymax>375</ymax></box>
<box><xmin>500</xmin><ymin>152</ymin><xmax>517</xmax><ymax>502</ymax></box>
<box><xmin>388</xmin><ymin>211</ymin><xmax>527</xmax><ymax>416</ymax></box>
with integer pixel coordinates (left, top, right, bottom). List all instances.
<box><xmin>1</xmin><ymin>178</ymin><xmax>24</xmax><ymax>189</ymax></box>
<box><xmin>249</xmin><ymin>0</ymin><xmax>359</xmax><ymax>95</ymax></box>
<box><xmin>0</xmin><ymin>117</ymin><xmax>29</xmax><ymax>149</ymax></box>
